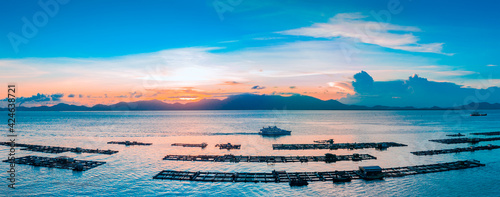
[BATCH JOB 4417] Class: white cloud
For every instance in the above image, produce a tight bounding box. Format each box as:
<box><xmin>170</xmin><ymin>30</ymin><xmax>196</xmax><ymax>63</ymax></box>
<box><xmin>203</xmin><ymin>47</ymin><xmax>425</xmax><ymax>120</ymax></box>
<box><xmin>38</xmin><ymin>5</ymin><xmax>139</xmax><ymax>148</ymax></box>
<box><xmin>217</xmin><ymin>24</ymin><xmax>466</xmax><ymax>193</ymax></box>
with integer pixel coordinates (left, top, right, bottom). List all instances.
<box><xmin>0</xmin><ymin>60</ymin><xmax>48</xmax><ymax>78</ymax></box>
<box><xmin>218</xmin><ymin>40</ymin><xmax>239</xmax><ymax>43</ymax></box>
<box><xmin>278</xmin><ymin>12</ymin><xmax>446</xmax><ymax>54</ymax></box>
<box><xmin>487</xmin><ymin>64</ymin><xmax>497</xmax><ymax>67</ymax></box>
<box><xmin>340</xmin><ymin>71</ymin><xmax>500</xmax><ymax>107</ymax></box>
<box><xmin>0</xmin><ymin>41</ymin><xmax>474</xmax><ymax>97</ymax></box>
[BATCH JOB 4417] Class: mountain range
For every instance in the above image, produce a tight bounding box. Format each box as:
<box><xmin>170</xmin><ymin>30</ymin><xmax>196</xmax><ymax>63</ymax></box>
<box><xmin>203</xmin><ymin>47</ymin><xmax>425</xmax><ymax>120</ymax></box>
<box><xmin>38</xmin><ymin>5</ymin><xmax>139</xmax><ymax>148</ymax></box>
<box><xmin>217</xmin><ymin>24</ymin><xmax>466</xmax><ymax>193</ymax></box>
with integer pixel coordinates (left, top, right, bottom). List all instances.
<box><xmin>6</xmin><ymin>94</ymin><xmax>500</xmax><ymax>111</ymax></box>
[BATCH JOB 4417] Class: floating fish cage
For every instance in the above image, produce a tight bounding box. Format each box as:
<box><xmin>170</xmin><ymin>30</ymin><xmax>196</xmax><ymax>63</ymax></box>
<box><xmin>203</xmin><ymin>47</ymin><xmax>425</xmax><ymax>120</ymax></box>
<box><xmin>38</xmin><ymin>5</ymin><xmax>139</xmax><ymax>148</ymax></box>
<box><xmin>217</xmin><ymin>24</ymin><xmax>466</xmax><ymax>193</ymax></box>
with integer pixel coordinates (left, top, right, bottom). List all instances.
<box><xmin>429</xmin><ymin>137</ymin><xmax>500</xmax><ymax>144</ymax></box>
<box><xmin>215</xmin><ymin>143</ymin><xmax>241</xmax><ymax>150</ymax></box>
<box><xmin>411</xmin><ymin>145</ymin><xmax>500</xmax><ymax>156</ymax></box>
<box><xmin>3</xmin><ymin>156</ymin><xmax>106</xmax><ymax>171</ymax></box>
<box><xmin>272</xmin><ymin>142</ymin><xmax>407</xmax><ymax>150</ymax></box>
<box><xmin>471</xmin><ymin>131</ymin><xmax>500</xmax><ymax>136</ymax></box>
<box><xmin>171</xmin><ymin>143</ymin><xmax>208</xmax><ymax>148</ymax></box>
<box><xmin>107</xmin><ymin>141</ymin><xmax>152</xmax><ymax>146</ymax></box>
<box><xmin>162</xmin><ymin>154</ymin><xmax>376</xmax><ymax>163</ymax></box>
<box><xmin>153</xmin><ymin>160</ymin><xmax>485</xmax><ymax>183</ymax></box>
<box><xmin>0</xmin><ymin>142</ymin><xmax>119</xmax><ymax>155</ymax></box>
<box><xmin>446</xmin><ymin>133</ymin><xmax>465</xmax><ymax>137</ymax></box>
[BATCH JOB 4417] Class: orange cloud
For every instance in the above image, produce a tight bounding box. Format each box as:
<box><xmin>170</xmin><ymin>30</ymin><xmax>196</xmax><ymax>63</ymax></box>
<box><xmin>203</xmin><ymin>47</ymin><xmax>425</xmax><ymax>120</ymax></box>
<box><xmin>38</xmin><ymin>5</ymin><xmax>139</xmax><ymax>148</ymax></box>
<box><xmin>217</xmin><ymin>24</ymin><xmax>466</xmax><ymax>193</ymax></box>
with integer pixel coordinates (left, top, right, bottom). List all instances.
<box><xmin>219</xmin><ymin>81</ymin><xmax>244</xmax><ymax>85</ymax></box>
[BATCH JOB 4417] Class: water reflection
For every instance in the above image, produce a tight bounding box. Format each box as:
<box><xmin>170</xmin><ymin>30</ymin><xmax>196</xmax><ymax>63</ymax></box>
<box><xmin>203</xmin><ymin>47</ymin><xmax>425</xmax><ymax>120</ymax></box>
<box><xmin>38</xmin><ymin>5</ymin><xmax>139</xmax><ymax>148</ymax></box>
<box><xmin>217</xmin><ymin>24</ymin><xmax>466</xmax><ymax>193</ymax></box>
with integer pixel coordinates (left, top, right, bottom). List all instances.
<box><xmin>0</xmin><ymin>110</ymin><xmax>499</xmax><ymax>196</ymax></box>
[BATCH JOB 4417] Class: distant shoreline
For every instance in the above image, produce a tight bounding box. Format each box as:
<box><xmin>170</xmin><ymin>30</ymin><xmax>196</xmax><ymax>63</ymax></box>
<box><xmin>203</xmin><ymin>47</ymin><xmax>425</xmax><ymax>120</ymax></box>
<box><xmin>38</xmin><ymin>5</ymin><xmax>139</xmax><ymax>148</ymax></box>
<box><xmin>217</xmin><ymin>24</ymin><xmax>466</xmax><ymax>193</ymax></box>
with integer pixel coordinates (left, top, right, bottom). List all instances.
<box><xmin>3</xmin><ymin>108</ymin><xmax>499</xmax><ymax>112</ymax></box>
<box><xmin>3</xmin><ymin>94</ymin><xmax>499</xmax><ymax>112</ymax></box>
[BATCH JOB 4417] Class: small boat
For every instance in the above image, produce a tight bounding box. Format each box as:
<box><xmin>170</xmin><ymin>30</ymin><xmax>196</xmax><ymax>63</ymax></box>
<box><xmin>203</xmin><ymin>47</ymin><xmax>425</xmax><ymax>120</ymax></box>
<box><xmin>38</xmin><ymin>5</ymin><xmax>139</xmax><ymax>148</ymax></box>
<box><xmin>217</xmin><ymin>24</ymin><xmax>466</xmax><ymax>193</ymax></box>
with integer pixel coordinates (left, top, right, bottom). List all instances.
<box><xmin>352</xmin><ymin>153</ymin><xmax>362</xmax><ymax>161</ymax></box>
<box><xmin>259</xmin><ymin>126</ymin><xmax>291</xmax><ymax>136</ymax></box>
<box><xmin>289</xmin><ymin>176</ymin><xmax>308</xmax><ymax>186</ymax></box>
<box><xmin>446</xmin><ymin>133</ymin><xmax>465</xmax><ymax>137</ymax></box>
<box><xmin>470</xmin><ymin>112</ymin><xmax>487</xmax><ymax>116</ymax></box>
<box><xmin>358</xmin><ymin>166</ymin><xmax>385</xmax><ymax>180</ymax></box>
<box><xmin>375</xmin><ymin>143</ymin><xmax>389</xmax><ymax>150</ymax></box>
<box><xmin>332</xmin><ymin>173</ymin><xmax>352</xmax><ymax>183</ymax></box>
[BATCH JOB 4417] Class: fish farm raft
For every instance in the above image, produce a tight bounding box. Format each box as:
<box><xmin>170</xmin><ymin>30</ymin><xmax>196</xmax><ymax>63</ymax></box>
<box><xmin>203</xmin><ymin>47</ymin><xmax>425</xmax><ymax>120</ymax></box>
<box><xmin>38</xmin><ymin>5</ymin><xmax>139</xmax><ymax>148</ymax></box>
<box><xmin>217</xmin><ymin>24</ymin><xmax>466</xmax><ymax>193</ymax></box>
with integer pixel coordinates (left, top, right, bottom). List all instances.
<box><xmin>171</xmin><ymin>143</ymin><xmax>208</xmax><ymax>148</ymax></box>
<box><xmin>446</xmin><ymin>133</ymin><xmax>465</xmax><ymax>137</ymax></box>
<box><xmin>429</xmin><ymin>137</ymin><xmax>500</xmax><ymax>144</ymax></box>
<box><xmin>411</xmin><ymin>145</ymin><xmax>500</xmax><ymax>156</ymax></box>
<box><xmin>107</xmin><ymin>141</ymin><xmax>152</xmax><ymax>146</ymax></box>
<box><xmin>215</xmin><ymin>143</ymin><xmax>241</xmax><ymax>150</ymax></box>
<box><xmin>471</xmin><ymin>131</ymin><xmax>500</xmax><ymax>136</ymax></box>
<box><xmin>0</xmin><ymin>142</ymin><xmax>118</xmax><ymax>155</ymax></box>
<box><xmin>163</xmin><ymin>153</ymin><xmax>376</xmax><ymax>163</ymax></box>
<box><xmin>272</xmin><ymin>142</ymin><xmax>407</xmax><ymax>150</ymax></box>
<box><xmin>153</xmin><ymin>160</ymin><xmax>485</xmax><ymax>183</ymax></box>
<box><xmin>3</xmin><ymin>156</ymin><xmax>106</xmax><ymax>171</ymax></box>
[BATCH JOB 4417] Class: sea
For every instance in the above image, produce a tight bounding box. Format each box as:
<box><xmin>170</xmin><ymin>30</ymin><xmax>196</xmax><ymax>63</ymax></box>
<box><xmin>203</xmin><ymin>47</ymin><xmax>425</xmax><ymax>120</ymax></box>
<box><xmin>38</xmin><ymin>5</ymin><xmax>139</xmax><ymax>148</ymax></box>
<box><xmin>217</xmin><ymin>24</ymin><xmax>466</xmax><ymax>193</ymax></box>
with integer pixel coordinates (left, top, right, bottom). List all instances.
<box><xmin>1</xmin><ymin>110</ymin><xmax>499</xmax><ymax>196</ymax></box>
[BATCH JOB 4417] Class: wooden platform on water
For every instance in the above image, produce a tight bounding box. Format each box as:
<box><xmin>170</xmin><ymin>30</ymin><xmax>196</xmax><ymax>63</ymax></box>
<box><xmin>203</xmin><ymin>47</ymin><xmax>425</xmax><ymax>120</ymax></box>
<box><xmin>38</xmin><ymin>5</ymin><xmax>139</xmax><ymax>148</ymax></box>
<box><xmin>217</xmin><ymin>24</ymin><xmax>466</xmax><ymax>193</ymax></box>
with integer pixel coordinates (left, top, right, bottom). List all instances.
<box><xmin>163</xmin><ymin>154</ymin><xmax>376</xmax><ymax>163</ymax></box>
<box><xmin>411</xmin><ymin>145</ymin><xmax>500</xmax><ymax>156</ymax></box>
<box><xmin>0</xmin><ymin>142</ymin><xmax>118</xmax><ymax>155</ymax></box>
<box><xmin>107</xmin><ymin>141</ymin><xmax>152</xmax><ymax>146</ymax></box>
<box><xmin>272</xmin><ymin>142</ymin><xmax>407</xmax><ymax>150</ymax></box>
<box><xmin>471</xmin><ymin>131</ymin><xmax>500</xmax><ymax>136</ymax></box>
<box><xmin>429</xmin><ymin>137</ymin><xmax>500</xmax><ymax>144</ymax></box>
<box><xmin>3</xmin><ymin>156</ymin><xmax>106</xmax><ymax>171</ymax></box>
<box><xmin>153</xmin><ymin>160</ymin><xmax>485</xmax><ymax>182</ymax></box>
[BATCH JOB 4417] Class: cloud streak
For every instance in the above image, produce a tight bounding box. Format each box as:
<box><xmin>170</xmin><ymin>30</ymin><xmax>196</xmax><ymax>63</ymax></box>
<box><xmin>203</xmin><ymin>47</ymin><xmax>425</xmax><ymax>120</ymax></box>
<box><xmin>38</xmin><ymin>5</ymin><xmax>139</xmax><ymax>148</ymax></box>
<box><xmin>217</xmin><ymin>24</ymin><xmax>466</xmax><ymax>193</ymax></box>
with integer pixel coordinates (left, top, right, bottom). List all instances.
<box><xmin>279</xmin><ymin>12</ymin><xmax>445</xmax><ymax>54</ymax></box>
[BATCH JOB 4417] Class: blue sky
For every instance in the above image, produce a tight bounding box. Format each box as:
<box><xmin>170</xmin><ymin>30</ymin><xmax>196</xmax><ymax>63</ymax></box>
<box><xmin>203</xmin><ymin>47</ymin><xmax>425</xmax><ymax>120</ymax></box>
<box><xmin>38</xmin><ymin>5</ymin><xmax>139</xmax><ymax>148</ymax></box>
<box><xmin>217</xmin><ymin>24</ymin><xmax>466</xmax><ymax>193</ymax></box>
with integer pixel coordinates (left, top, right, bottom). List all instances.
<box><xmin>0</xmin><ymin>0</ymin><xmax>499</xmax><ymax>107</ymax></box>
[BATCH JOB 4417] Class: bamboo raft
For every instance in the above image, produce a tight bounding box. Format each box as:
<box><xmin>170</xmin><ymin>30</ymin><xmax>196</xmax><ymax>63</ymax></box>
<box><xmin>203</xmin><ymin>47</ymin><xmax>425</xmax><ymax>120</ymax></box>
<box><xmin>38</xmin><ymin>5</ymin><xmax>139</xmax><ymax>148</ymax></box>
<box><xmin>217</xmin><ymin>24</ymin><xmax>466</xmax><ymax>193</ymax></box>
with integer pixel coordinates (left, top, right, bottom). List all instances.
<box><xmin>3</xmin><ymin>156</ymin><xmax>106</xmax><ymax>171</ymax></box>
<box><xmin>0</xmin><ymin>142</ymin><xmax>118</xmax><ymax>155</ymax></box>
<box><xmin>163</xmin><ymin>153</ymin><xmax>376</xmax><ymax>163</ymax></box>
<box><xmin>429</xmin><ymin>137</ymin><xmax>500</xmax><ymax>144</ymax></box>
<box><xmin>153</xmin><ymin>160</ymin><xmax>485</xmax><ymax>182</ymax></box>
<box><xmin>471</xmin><ymin>131</ymin><xmax>500</xmax><ymax>136</ymax></box>
<box><xmin>272</xmin><ymin>142</ymin><xmax>407</xmax><ymax>150</ymax></box>
<box><xmin>107</xmin><ymin>141</ymin><xmax>152</xmax><ymax>146</ymax></box>
<box><xmin>411</xmin><ymin>145</ymin><xmax>500</xmax><ymax>156</ymax></box>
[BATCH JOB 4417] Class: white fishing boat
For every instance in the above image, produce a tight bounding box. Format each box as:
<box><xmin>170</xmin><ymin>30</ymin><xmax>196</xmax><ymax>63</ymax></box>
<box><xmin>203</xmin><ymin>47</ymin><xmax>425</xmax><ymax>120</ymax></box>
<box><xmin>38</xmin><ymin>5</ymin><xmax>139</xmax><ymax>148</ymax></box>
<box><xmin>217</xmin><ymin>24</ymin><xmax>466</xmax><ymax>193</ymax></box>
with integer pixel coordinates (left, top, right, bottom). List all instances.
<box><xmin>259</xmin><ymin>126</ymin><xmax>291</xmax><ymax>136</ymax></box>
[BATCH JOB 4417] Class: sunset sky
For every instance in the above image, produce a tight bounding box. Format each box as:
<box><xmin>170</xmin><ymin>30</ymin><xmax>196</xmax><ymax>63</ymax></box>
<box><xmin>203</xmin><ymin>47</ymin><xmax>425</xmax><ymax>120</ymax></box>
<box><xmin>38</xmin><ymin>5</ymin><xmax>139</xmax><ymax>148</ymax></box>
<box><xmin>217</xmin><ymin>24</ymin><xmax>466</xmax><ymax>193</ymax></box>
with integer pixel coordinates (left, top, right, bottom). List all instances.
<box><xmin>1</xmin><ymin>0</ymin><xmax>499</xmax><ymax>107</ymax></box>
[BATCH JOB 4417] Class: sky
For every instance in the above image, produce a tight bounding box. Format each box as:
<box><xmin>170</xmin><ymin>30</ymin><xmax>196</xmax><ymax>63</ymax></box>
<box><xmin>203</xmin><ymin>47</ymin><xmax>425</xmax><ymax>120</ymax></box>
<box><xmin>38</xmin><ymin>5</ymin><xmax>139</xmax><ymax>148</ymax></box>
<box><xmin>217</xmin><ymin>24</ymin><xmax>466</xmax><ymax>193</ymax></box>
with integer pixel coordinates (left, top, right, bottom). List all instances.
<box><xmin>1</xmin><ymin>0</ymin><xmax>499</xmax><ymax>108</ymax></box>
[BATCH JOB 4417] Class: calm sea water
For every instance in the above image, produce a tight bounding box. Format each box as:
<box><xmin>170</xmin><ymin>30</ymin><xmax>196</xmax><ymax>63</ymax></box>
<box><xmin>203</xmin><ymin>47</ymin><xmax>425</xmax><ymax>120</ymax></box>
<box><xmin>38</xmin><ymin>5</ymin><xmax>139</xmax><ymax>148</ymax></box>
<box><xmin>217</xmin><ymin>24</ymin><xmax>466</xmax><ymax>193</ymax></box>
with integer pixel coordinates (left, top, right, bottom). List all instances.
<box><xmin>1</xmin><ymin>110</ymin><xmax>499</xmax><ymax>196</ymax></box>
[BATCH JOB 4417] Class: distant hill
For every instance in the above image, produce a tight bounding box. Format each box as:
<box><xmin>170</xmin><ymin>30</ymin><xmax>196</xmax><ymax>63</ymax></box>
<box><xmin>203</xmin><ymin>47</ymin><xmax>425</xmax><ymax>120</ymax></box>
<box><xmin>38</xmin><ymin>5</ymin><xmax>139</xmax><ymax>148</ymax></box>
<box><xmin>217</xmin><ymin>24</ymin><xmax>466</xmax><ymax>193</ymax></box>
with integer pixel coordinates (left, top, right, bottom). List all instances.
<box><xmin>4</xmin><ymin>93</ymin><xmax>500</xmax><ymax>111</ymax></box>
<box><xmin>452</xmin><ymin>102</ymin><xmax>500</xmax><ymax>110</ymax></box>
